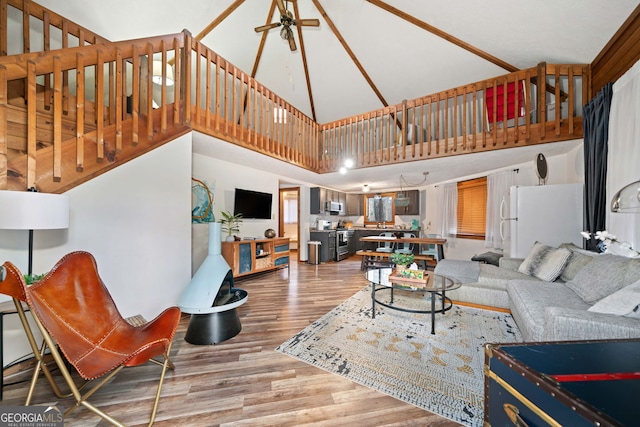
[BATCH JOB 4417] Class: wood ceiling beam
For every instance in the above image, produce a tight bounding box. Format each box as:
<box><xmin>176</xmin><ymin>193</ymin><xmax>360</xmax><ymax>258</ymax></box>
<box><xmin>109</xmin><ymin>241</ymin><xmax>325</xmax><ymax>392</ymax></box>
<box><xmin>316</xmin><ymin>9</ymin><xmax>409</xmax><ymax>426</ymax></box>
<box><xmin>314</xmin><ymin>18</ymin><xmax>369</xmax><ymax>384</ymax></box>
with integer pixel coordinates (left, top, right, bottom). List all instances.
<box><xmin>365</xmin><ymin>0</ymin><xmax>518</xmax><ymax>73</ymax></box>
<box><xmin>312</xmin><ymin>0</ymin><xmax>390</xmax><ymax>108</ymax></box>
<box><xmin>292</xmin><ymin>0</ymin><xmax>316</xmax><ymax>122</ymax></box>
<box><xmin>195</xmin><ymin>0</ymin><xmax>245</xmax><ymax>41</ymax></box>
<box><xmin>250</xmin><ymin>0</ymin><xmax>277</xmax><ymax>78</ymax></box>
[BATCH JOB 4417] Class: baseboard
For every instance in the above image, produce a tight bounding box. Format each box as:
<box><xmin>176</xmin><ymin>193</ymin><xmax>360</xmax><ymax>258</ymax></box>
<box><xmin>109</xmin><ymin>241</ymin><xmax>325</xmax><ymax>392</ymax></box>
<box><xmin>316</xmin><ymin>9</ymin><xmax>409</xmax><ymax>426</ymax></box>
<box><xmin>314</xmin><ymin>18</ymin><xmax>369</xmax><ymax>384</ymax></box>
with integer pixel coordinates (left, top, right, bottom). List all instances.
<box><xmin>454</xmin><ymin>300</ymin><xmax>511</xmax><ymax>314</ymax></box>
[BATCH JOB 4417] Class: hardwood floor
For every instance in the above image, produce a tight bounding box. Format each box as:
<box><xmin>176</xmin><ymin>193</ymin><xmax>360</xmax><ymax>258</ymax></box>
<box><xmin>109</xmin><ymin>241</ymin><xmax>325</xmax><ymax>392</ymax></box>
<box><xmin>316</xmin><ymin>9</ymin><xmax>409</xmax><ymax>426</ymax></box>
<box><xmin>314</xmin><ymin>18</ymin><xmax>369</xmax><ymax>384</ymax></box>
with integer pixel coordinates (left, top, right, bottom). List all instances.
<box><xmin>2</xmin><ymin>254</ymin><xmax>461</xmax><ymax>426</ymax></box>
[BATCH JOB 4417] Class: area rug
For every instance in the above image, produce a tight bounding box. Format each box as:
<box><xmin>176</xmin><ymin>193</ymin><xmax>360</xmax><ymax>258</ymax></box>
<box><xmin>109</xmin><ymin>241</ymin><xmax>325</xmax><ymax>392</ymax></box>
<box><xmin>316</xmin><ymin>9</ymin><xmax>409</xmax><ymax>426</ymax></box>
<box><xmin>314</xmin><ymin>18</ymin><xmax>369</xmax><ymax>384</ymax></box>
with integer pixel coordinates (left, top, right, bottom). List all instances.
<box><xmin>276</xmin><ymin>286</ymin><xmax>522</xmax><ymax>427</ymax></box>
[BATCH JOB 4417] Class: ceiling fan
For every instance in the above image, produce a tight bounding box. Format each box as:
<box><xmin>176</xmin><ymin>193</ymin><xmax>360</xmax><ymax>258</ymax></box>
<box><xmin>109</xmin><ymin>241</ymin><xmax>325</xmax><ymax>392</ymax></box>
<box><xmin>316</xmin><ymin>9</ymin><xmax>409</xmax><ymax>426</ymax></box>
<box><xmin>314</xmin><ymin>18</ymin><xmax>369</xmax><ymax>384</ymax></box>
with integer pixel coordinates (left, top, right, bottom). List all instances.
<box><xmin>254</xmin><ymin>0</ymin><xmax>320</xmax><ymax>51</ymax></box>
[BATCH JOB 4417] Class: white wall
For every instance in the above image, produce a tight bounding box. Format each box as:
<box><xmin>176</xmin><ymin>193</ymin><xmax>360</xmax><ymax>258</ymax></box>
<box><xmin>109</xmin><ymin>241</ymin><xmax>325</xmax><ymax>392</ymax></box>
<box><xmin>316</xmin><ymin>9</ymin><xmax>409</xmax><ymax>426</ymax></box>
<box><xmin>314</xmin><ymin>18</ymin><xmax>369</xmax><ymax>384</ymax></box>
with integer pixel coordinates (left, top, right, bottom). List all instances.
<box><xmin>1</xmin><ymin>136</ymin><xmax>192</xmax><ymax>368</ymax></box>
<box><xmin>192</xmin><ymin>154</ymin><xmax>278</xmax><ymax>271</ymax></box>
<box><xmin>423</xmin><ymin>143</ymin><xmax>585</xmax><ymax>261</ymax></box>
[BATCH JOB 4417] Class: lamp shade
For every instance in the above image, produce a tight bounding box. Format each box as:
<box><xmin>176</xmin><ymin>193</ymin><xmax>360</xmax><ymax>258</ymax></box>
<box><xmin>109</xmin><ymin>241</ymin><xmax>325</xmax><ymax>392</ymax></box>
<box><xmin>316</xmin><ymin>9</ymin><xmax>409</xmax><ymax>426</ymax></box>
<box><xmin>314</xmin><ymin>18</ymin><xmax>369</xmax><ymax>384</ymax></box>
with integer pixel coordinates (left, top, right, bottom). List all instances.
<box><xmin>152</xmin><ymin>61</ymin><xmax>174</xmax><ymax>86</ymax></box>
<box><xmin>0</xmin><ymin>191</ymin><xmax>69</xmax><ymax>230</ymax></box>
<box><xmin>611</xmin><ymin>180</ymin><xmax>640</xmax><ymax>213</ymax></box>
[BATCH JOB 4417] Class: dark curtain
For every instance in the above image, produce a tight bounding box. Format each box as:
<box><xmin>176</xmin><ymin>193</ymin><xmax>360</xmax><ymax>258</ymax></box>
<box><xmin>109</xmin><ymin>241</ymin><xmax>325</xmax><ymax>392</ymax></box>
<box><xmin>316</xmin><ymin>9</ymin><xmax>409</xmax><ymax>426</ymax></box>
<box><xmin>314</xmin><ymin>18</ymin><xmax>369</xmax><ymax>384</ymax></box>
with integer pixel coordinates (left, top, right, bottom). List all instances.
<box><xmin>582</xmin><ymin>83</ymin><xmax>613</xmax><ymax>251</ymax></box>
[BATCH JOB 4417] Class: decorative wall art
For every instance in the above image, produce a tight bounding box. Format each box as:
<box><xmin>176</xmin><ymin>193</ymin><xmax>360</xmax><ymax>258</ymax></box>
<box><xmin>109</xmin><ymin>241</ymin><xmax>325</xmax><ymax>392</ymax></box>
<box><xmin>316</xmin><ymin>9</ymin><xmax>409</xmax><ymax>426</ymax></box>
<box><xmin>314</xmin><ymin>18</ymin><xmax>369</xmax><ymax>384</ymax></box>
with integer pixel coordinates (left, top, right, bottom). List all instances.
<box><xmin>192</xmin><ymin>178</ymin><xmax>215</xmax><ymax>223</ymax></box>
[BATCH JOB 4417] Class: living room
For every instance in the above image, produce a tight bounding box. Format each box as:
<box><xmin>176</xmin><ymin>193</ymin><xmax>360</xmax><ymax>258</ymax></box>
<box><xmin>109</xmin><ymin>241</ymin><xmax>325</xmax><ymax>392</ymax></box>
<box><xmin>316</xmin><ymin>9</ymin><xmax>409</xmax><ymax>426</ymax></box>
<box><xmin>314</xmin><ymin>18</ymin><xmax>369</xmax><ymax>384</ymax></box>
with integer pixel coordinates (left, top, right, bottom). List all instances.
<box><xmin>1</xmin><ymin>1</ymin><xmax>640</xmax><ymax>425</ymax></box>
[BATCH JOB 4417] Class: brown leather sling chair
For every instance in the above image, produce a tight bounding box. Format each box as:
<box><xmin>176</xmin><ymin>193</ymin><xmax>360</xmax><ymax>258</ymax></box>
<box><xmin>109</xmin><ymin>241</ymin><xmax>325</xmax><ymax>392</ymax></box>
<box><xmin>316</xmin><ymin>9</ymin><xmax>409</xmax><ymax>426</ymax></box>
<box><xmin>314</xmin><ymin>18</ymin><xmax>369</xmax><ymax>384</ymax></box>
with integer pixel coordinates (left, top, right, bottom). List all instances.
<box><xmin>0</xmin><ymin>251</ymin><xmax>181</xmax><ymax>426</ymax></box>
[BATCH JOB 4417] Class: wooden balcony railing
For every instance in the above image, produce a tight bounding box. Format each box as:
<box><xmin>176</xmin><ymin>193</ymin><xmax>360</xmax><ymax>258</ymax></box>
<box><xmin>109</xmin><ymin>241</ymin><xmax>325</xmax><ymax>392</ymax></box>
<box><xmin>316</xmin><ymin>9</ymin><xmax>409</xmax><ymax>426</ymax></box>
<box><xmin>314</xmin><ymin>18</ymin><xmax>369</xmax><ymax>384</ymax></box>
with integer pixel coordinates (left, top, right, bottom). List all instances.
<box><xmin>0</xmin><ymin>0</ymin><xmax>589</xmax><ymax>193</ymax></box>
<box><xmin>318</xmin><ymin>63</ymin><xmax>588</xmax><ymax>172</ymax></box>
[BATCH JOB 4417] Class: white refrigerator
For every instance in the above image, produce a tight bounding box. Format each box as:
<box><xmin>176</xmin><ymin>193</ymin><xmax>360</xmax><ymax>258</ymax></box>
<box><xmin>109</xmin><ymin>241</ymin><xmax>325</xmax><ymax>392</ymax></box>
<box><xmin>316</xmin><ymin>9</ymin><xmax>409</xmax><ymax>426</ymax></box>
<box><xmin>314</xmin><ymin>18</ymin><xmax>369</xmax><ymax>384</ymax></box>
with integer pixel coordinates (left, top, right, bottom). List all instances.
<box><xmin>500</xmin><ymin>183</ymin><xmax>583</xmax><ymax>258</ymax></box>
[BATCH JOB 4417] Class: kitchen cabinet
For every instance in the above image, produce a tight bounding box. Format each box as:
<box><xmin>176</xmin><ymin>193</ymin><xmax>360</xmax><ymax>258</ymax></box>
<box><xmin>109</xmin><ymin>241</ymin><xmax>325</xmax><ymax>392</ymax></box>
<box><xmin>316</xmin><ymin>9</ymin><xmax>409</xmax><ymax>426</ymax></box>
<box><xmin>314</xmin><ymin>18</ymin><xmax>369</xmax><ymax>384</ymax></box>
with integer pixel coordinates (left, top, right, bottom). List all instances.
<box><xmin>346</xmin><ymin>193</ymin><xmax>362</xmax><ymax>216</ymax></box>
<box><xmin>310</xmin><ymin>187</ymin><xmax>321</xmax><ymax>214</ymax></box>
<box><xmin>395</xmin><ymin>189</ymin><xmax>420</xmax><ymax>215</ymax></box>
<box><xmin>310</xmin><ymin>187</ymin><xmax>329</xmax><ymax>214</ymax></box>
<box><xmin>309</xmin><ymin>230</ymin><xmax>336</xmax><ymax>262</ymax></box>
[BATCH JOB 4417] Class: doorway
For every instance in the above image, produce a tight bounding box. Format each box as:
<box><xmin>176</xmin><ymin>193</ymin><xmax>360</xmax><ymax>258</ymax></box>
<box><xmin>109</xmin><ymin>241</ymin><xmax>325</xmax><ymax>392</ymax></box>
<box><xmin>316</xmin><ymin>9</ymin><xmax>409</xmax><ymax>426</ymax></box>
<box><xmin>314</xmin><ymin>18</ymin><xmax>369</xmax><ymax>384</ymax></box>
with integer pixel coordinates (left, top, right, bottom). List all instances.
<box><xmin>279</xmin><ymin>187</ymin><xmax>300</xmax><ymax>253</ymax></box>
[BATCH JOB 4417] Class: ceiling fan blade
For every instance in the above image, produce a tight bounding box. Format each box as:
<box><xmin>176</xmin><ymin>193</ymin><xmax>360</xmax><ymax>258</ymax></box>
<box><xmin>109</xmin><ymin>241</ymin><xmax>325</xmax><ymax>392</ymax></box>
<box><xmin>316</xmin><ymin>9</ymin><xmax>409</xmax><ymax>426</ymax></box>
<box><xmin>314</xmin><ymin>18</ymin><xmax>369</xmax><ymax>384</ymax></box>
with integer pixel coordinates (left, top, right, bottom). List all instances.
<box><xmin>254</xmin><ymin>22</ymin><xmax>281</xmax><ymax>33</ymax></box>
<box><xmin>288</xmin><ymin>34</ymin><xmax>297</xmax><ymax>51</ymax></box>
<box><xmin>295</xmin><ymin>18</ymin><xmax>320</xmax><ymax>27</ymax></box>
<box><xmin>275</xmin><ymin>0</ymin><xmax>286</xmax><ymax>15</ymax></box>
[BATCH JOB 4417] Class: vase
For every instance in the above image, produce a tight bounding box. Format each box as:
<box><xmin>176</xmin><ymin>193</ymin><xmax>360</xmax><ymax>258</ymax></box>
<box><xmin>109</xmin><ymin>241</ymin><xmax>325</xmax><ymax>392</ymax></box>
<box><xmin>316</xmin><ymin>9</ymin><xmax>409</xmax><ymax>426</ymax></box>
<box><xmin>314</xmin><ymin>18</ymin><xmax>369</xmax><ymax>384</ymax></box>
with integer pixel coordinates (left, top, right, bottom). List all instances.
<box><xmin>225</xmin><ymin>235</ymin><xmax>235</xmax><ymax>242</ymax></box>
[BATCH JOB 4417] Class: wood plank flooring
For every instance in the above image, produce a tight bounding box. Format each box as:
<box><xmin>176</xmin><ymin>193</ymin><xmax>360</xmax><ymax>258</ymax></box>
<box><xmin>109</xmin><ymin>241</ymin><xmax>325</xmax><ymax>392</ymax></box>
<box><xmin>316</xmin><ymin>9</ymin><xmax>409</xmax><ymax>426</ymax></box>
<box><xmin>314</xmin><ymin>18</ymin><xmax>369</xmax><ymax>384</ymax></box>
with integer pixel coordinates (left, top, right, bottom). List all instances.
<box><xmin>1</xmin><ymin>254</ymin><xmax>461</xmax><ymax>426</ymax></box>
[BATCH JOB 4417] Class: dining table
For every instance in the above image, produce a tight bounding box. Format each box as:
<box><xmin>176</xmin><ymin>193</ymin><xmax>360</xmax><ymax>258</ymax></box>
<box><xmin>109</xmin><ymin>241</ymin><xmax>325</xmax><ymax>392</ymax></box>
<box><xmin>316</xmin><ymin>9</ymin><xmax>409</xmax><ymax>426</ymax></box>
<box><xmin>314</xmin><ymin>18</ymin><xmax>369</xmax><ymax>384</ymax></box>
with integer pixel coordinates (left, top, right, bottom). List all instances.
<box><xmin>359</xmin><ymin>235</ymin><xmax>447</xmax><ymax>261</ymax></box>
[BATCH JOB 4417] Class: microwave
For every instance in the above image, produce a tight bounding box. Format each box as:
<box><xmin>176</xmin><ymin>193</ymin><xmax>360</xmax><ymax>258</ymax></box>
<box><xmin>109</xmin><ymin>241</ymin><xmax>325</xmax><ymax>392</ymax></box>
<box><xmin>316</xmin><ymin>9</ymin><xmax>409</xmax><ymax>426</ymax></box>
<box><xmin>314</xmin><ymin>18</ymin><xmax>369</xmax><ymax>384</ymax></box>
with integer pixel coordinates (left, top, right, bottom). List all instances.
<box><xmin>325</xmin><ymin>201</ymin><xmax>343</xmax><ymax>214</ymax></box>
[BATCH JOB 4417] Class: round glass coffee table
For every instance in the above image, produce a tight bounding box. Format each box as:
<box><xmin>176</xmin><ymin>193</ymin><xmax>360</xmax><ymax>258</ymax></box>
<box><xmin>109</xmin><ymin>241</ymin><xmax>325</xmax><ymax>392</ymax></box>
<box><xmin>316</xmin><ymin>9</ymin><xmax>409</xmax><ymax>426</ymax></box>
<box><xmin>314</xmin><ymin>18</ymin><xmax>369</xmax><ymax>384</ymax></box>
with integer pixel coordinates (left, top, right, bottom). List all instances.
<box><xmin>366</xmin><ymin>267</ymin><xmax>460</xmax><ymax>334</ymax></box>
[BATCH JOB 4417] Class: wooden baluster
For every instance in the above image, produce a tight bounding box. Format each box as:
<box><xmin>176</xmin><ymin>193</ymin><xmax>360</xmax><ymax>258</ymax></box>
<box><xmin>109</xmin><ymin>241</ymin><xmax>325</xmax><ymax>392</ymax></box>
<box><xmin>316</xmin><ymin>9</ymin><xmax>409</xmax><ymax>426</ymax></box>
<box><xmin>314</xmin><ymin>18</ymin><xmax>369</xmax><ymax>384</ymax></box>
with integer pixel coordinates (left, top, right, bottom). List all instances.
<box><xmin>524</xmin><ymin>72</ymin><xmax>531</xmax><ymax>141</ymax></box>
<box><xmin>115</xmin><ymin>48</ymin><xmax>123</xmax><ymax>151</ymax></box>
<box><xmin>131</xmin><ymin>46</ymin><xmax>139</xmax><ymax>146</ymax></box>
<box><xmin>538</xmin><ymin>62</ymin><xmax>546</xmax><ymax>140</ymax></box>
<box><xmin>461</xmin><ymin>86</ymin><xmax>467</xmax><ymax>150</ymax></box>
<box><xmin>224</xmin><ymin>60</ymin><xmax>230</xmax><ymax>136</ymax></box>
<box><xmin>427</xmin><ymin>96</ymin><xmax>432</xmax><ymax>155</ymax></box>
<box><xmin>194</xmin><ymin>44</ymin><xmax>202</xmax><ymax>127</ymax></box>
<box><xmin>214</xmin><ymin>54</ymin><xmax>221</xmax><ymax>133</ymax></box>
<box><xmin>183</xmin><ymin>31</ymin><xmax>192</xmax><ymax>126</ymax></box>
<box><xmin>0</xmin><ymin>0</ymin><xmax>7</xmax><ymax>57</ymax></box>
<box><xmin>0</xmin><ymin>65</ymin><xmax>7</xmax><ymax>189</ymax></box>
<box><xmin>62</xmin><ymin>22</ymin><xmax>69</xmax><ymax>114</ymax></box>
<box><xmin>145</xmin><ymin>44</ymin><xmax>153</xmax><ymax>140</ymax></box>
<box><xmin>232</xmin><ymin>67</ymin><xmax>238</xmax><ymax>140</ymax></box>
<box><xmin>555</xmin><ymin>66</ymin><xmax>561</xmax><ymax>136</ymax></box>
<box><xmin>43</xmin><ymin>11</ymin><xmax>51</xmax><ymax>111</ymax></box>
<box><xmin>205</xmin><ymin>50</ymin><xmax>212</xmax><ymax>130</ymax></box>
<box><xmin>96</xmin><ymin>50</ymin><xmax>105</xmax><ymax>159</ymax></box>
<box><xmin>26</xmin><ymin>60</ymin><xmax>36</xmax><ymax>189</ymax></box>
<box><xmin>108</xmin><ymin>62</ymin><xmax>115</xmax><ymax>126</ymax></box>
<box><xmin>435</xmin><ymin>92</ymin><xmax>440</xmax><ymax>154</ymax></box>
<box><xmin>160</xmin><ymin>42</ymin><xmax>168</xmax><ymax>133</ymax></box>
<box><xmin>76</xmin><ymin>53</ymin><xmax>85</xmax><ymax>170</ymax></box>
<box><xmin>568</xmin><ymin>67</ymin><xmax>575</xmax><ymax>135</ymax></box>
<box><xmin>173</xmin><ymin>36</ymin><xmax>181</xmax><ymax>125</ymax></box>
<box><xmin>471</xmin><ymin>85</ymin><xmax>477</xmax><ymax>150</ymax></box>
<box><xmin>452</xmin><ymin>89</ymin><xmax>458</xmax><ymax>151</ymax></box>
<box><xmin>52</xmin><ymin>56</ymin><xmax>62</xmax><ymax>181</ymax></box>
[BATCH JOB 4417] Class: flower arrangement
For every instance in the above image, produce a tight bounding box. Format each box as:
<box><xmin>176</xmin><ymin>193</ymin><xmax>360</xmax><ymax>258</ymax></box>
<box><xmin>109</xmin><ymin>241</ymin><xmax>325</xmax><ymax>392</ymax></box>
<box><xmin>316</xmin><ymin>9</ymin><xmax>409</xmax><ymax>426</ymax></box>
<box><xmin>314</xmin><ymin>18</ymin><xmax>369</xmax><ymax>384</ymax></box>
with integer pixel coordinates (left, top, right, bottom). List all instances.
<box><xmin>581</xmin><ymin>230</ymin><xmax>640</xmax><ymax>258</ymax></box>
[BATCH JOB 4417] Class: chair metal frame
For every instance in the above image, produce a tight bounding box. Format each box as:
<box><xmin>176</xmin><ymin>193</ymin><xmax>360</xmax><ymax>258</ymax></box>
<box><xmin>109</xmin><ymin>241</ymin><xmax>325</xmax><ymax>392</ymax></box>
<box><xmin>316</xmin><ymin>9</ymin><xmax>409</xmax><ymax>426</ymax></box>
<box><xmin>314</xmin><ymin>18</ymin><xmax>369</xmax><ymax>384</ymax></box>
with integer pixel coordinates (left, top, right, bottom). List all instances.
<box><xmin>376</xmin><ymin>232</ymin><xmax>396</xmax><ymax>253</ymax></box>
<box><xmin>394</xmin><ymin>232</ymin><xmax>415</xmax><ymax>254</ymax></box>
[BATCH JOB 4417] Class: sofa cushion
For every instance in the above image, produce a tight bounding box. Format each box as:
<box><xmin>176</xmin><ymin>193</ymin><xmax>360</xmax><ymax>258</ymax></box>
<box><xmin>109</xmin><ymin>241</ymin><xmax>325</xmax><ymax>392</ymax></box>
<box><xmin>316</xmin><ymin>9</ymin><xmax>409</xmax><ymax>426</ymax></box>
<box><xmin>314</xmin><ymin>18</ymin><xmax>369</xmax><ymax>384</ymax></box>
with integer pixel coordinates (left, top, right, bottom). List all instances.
<box><xmin>558</xmin><ymin>245</ymin><xmax>596</xmax><ymax>282</ymax></box>
<box><xmin>477</xmin><ymin>264</ymin><xmax>540</xmax><ymax>287</ymax></box>
<box><xmin>565</xmin><ymin>254</ymin><xmax>640</xmax><ymax>304</ymax></box>
<box><xmin>587</xmin><ymin>279</ymin><xmax>640</xmax><ymax>318</ymax></box>
<box><xmin>507</xmin><ymin>280</ymin><xmax>590</xmax><ymax>341</ymax></box>
<box><xmin>517</xmin><ymin>242</ymin><xmax>571</xmax><ymax>282</ymax></box>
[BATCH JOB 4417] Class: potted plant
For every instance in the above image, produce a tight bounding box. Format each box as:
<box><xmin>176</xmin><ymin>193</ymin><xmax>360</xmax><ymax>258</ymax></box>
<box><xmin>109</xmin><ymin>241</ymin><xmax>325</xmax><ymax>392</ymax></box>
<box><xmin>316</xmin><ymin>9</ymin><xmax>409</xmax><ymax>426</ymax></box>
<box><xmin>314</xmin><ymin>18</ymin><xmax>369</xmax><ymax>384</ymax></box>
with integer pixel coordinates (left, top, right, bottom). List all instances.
<box><xmin>220</xmin><ymin>211</ymin><xmax>243</xmax><ymax>241</ymax></box>
<box><xmin>390</xmin><ymin>252</ymin><xmax>415</xmax><ymax>271</ymax></box>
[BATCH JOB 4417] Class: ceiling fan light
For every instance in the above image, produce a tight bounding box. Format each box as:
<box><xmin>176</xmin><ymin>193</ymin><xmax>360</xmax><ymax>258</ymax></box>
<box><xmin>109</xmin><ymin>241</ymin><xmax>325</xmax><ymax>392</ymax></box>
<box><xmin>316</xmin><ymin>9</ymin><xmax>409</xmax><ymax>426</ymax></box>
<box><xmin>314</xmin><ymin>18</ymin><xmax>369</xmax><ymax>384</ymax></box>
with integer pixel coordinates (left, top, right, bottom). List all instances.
<box><xmin>280</xmin><ymin>26</ymin><xmax>291</xmax><ymax>40</ymax></box>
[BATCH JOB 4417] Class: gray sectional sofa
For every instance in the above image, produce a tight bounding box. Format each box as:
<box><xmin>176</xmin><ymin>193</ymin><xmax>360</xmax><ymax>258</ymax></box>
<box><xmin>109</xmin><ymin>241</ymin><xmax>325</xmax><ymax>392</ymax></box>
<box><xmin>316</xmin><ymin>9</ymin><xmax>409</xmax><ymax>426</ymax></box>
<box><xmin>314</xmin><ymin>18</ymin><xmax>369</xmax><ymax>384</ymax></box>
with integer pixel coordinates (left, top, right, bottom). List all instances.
<box><xmin>434</xmin><ymin>243</ymin><xmax>640</xmax><ymax>341</ymax></box>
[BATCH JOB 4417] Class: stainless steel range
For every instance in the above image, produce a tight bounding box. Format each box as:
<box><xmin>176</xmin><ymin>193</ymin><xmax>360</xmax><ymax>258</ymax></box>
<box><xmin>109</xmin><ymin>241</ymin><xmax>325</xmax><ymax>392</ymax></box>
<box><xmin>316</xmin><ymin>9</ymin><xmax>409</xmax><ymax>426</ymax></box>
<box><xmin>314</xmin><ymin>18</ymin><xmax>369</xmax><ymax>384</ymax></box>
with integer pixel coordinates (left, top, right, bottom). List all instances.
<box><xmin>336</xmin><ymin>229</ymin><xmax>354</xmax><ymax>261</ymax></box>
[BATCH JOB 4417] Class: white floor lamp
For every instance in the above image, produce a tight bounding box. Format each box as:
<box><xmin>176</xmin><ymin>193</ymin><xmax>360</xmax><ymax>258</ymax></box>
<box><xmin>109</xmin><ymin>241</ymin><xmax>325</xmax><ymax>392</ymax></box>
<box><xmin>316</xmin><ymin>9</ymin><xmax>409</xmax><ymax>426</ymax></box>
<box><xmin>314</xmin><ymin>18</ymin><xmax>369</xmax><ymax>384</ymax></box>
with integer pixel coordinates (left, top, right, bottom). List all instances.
<box><xmin>0</xmin><ymin>189</ymin><xmax>69</xmax><ymax>277</ymax></box>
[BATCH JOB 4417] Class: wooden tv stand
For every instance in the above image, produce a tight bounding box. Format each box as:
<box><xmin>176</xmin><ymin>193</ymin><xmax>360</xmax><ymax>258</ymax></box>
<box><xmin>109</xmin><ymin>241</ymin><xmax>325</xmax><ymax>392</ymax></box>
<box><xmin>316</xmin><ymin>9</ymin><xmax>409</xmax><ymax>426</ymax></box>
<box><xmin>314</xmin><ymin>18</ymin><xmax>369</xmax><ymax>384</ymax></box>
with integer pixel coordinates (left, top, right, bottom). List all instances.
<box><xmin>221</xmin><ymin>237</ymin><xmax>290</xmax><ymax>278</ymax></box>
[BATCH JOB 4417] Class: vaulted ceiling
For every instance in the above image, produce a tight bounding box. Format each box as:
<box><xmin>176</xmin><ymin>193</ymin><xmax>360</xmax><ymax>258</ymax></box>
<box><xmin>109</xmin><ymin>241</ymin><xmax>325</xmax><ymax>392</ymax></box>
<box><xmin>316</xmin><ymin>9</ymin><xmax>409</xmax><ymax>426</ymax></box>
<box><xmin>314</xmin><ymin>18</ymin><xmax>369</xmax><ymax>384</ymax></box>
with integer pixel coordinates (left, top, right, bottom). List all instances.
<box><xmin>36</xmin><ymin>0</ymin><xmax>640</xmax><ymax>190</ymax></box>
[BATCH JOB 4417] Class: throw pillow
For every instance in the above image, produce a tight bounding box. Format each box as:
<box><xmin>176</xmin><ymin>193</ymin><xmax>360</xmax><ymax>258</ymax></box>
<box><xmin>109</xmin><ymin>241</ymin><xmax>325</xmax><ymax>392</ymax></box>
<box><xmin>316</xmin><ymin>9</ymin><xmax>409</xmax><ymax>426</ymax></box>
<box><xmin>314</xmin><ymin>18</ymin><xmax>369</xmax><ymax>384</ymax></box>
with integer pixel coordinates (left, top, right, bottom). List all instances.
<box><xmin>565</xmin><ymin>254</ymin><xmax>640</xmax><ymax>304</ymax></box>
<box><xmin>517</xmin><ymin>242</ymin><xmax>571</xmax><ymax>282</ymax></box>
<box><xmin>471</xmin><ymin>251</ymin><xmax>503</xmax><ymax>266</ymax></box>
<box><xmin>588</xmin><ymin>279</ymin><xmax>640</xmax><ymax>317</ymax></box>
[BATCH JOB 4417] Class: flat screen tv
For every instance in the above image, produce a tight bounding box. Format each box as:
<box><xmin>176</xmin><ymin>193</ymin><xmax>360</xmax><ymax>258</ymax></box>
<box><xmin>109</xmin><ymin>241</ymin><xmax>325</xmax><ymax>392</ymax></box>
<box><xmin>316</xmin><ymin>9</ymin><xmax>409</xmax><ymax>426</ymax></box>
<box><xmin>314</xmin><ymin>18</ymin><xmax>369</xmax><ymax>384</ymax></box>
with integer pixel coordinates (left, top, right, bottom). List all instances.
<box><xmin>233</xmin><ymin>188</ymin><xmax>272</xmax><ymax>219</ymax></box>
